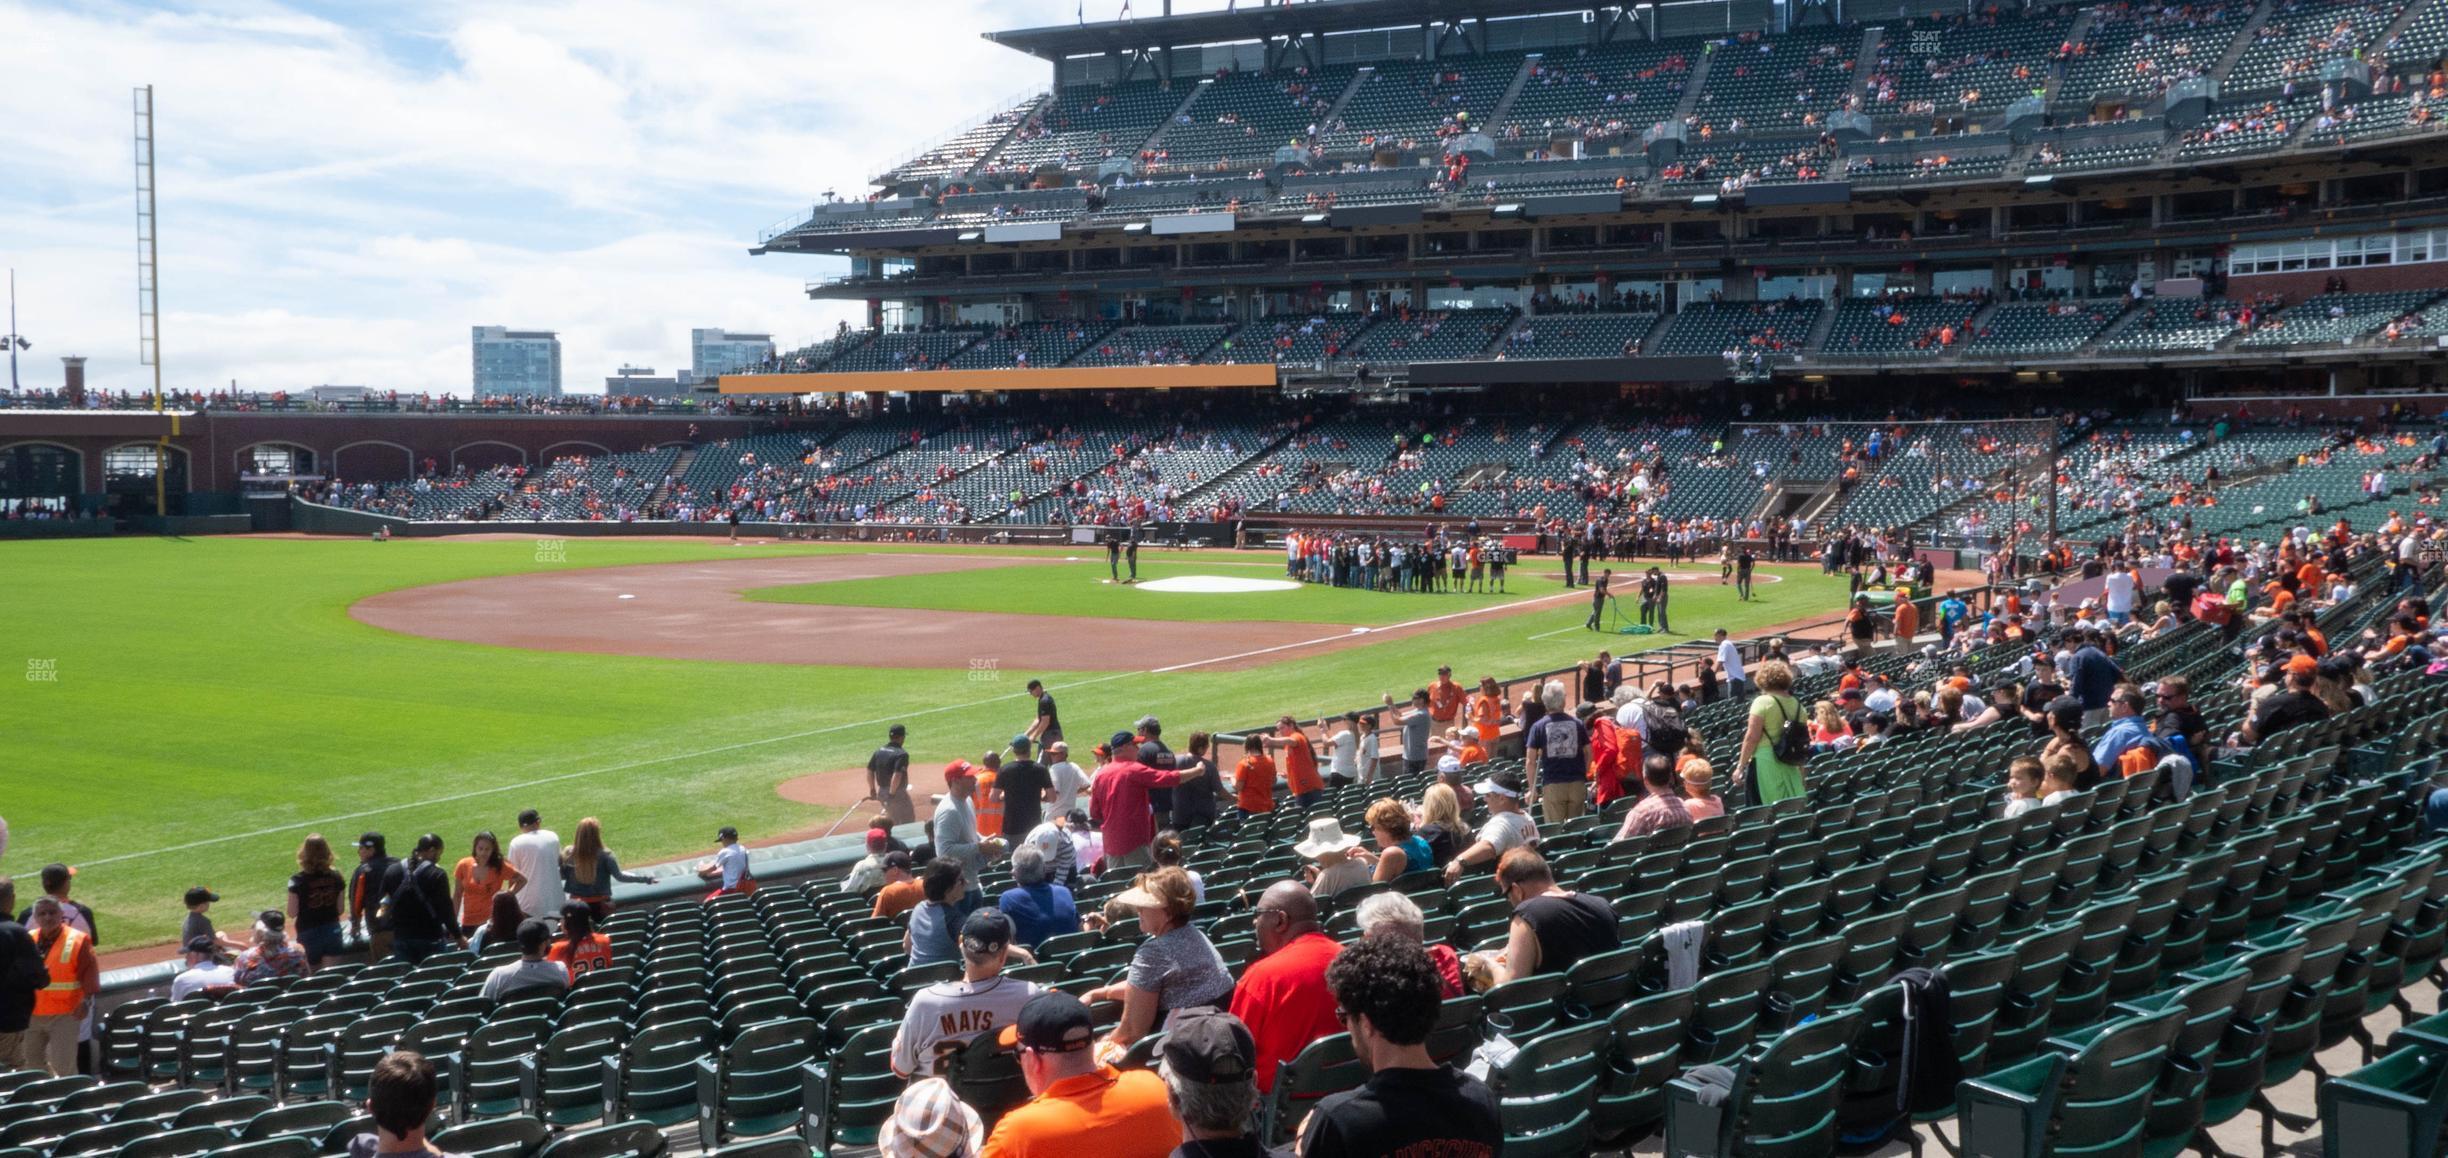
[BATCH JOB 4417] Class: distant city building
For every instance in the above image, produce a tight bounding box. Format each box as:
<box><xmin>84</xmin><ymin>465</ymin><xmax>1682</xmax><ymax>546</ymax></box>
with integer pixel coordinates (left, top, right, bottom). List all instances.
<box><xmin>604</xmin><ymin>365</ymin><xmax>697</xmax><ymax>398</ymax></box>
<box><xmin>471</xmin><ymin>326</ymin><xmax>562</xmax><ymax>398</ymax></box>
<box><xmin>691</xmin><ymin>329</ymin><xmax>774</xmax><ymax>378</ymax></box>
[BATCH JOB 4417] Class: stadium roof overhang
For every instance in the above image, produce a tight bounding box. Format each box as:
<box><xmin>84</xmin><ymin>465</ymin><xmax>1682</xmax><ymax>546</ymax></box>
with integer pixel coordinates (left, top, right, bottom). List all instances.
<box><xmin>985</xmin><ymin>0</ymin><xmax>1613</xmax><ymax>60</ymax></box>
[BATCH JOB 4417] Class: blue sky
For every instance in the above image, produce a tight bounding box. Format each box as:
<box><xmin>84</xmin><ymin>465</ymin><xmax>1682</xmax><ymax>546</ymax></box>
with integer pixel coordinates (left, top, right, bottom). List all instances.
<box><xmin>0</xmin><ymin>0</ymin><xmax>1107</xmax><ymax>394</ymax></box>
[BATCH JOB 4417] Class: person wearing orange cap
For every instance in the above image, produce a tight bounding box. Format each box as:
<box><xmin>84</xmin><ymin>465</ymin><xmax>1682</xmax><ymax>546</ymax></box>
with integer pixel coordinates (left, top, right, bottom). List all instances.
<box><xmin>934</xmin><ymin>761</ymin><xmax>987</xmax><ymax>887</ymax></box>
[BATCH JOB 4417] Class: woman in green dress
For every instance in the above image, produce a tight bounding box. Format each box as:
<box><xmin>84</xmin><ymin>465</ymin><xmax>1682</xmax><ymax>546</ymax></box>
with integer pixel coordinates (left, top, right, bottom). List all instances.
<box><xmin>1737</xmin><ymin>659</ymin><xmax>1808</xmax><ymax>805</ymax></box>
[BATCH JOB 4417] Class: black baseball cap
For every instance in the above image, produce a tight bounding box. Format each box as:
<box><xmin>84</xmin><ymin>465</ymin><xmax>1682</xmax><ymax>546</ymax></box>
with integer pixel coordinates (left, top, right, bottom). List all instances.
<box><xmin>1161</xmin><ymin>1007</ymin><xmax>1257</xmax><ymax>1084</ymax></box>
<box><xmin>1109</xmin><ymin>730</ymin><xmax>1139</xmax><ymax>751</ymax></box>
<box><xmin>257</xmin><ymin>910</ymin><xmax>285</xmax><ymax>932</ymax></box>
<box><xmin>960</xmin><ymin>909</ymin><xmax>1014</xmax><ymax>954</ymax></box>
<box><xmin>183</xmin><ymin>935</ymin><xmax>217</xmax><ymax>956</ymax></box>
<box><xmin>717</xmin><ymin>825</ymin><xmax>739</xmax><ymax>842</ymax></box>
<box><xmin>185</xmin><ymin>887</ymin><xmax>219</xmax><ymax>907</ymax></box>
<box><xmin>998</xmin><ymin>991</ymin><xmax>1096</xmax><ymax>1052</ymax></box>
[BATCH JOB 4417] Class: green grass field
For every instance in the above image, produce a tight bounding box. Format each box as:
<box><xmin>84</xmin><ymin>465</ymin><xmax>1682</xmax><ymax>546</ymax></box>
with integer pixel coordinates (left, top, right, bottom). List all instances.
<box><xmin>744</xmin><ymin>555</ymin><xmax>1538</xmax><ymax>624</ymax></box>
<box><xmin>2</xmin><ymin>537</ymin><xmax>1847</xmax><ymax>950</ymax></box>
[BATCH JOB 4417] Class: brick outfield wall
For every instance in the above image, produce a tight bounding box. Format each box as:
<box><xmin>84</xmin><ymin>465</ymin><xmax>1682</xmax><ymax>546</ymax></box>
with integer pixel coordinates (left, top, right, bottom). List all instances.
<box><xmin>0</xmin><ymin>410</ymin><xmax>769</xmax><ymax>494</ymax></box>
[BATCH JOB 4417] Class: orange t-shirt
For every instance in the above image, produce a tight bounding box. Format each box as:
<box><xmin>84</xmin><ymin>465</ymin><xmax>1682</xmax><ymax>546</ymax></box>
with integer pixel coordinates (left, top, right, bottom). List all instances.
<box><xmin>1893</xmin><ymin>600</ymin><xmax>1920</xmax><ymax>641</ymax></box>
<box><xmin>1427</xmin><ymin>680</ymin><xmax>1464</xmax><ymax>723</ymax></box>
<box><xmin>1458</xmin><ymin>739</ymin><xmax>1488</xmax><ymax>766</ymax></box>
<box><xmin>980</xmin><ymin>1065</ymin><xmax>1178</xmax><ymax>1158</ymax></box>
<box><xmin>1468</xmin><ymin>694</ymin><xmax>1504</xmax><ymax>742</ymax></box>
<box><xmin>453</xmin><ymin>857</ymin><xmax>513</xmax><ymax>929</ymax></box>
<box><xmin>549</xmin><ymin>933</ymin><xmax>615</xmax><ymax>978</ymax></box>
<box><xmin>1235</xmin><ymin>754</ymin><xmax>1277</xmax><ymax>813</ymax></box>
<box><xmin>872</xmin><ymin>879</ymin><xmax>922</xmax><ymax>920</ymax></box>
<box><xmin>1280</xmin><ymin>729</ymin><xmax>1322</xmax><ymax>797</ymax></box>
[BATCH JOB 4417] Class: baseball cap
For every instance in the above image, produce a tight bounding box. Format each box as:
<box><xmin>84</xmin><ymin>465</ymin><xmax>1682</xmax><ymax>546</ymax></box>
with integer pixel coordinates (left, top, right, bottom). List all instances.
<box><xmin>717</xmin><ymin>825</ymin><xmax>739</xmax><ymax>842</ymax></box>
<box><xmin>998</xmin><ymin>991</ymin><xmax>1096</xmax><ymax>1052</ymax></box>
<box><xmin>1161</xmin><ymin>1008</ymin><xmax>1257</xmax><ymax>1084</ymax></box>
<box><xmin>184</xmin><ymin>935</ymin><xmax>217</xmax><ymax>956</ymax></box>
<box><xmin>185</xmin><ymin>887</ymin><xmax>219</xmax><ymax>907</ymax></box>
<box><xmin>866</xmin><ymin>827</ymin><xmax>891</xmax><ymax>853</ymax></box>
<box><xmin>256</xmin><ymin>910</ymin><xmax>285</xmax><ymax>933</ymax></box>
<box><xmin>1108</xmin><ymin>730</ymin><xmax>1139</xmax><ymax>752</ymax></box>
<box><xmin>959</xmin><ymin>909</ymin><xmax>1014</xmax><ymax>954</ymax></box>
<box><xmin>1476</xmin><ymin>768</ymin><xmax>1528</xmax><ymax>799</ymax></box>
<box><xmin>877</xmin><ymin>1077</ymin><xmax>984</xmax><ymax>1158</ymax></box>
<box><xmin>1010</xmin><ymin>734</ymin><xmax>1032</xmax><ymax>752</ymax></box>
<box><xmin>2285</xmin><ymin>653</ymin><xmax>2319</xmax><ymax>675</ymax></box>
<box><xmin>943</xmin><ymin>759</ymin><xmax>975</xmax><ymax>786</ymax></box>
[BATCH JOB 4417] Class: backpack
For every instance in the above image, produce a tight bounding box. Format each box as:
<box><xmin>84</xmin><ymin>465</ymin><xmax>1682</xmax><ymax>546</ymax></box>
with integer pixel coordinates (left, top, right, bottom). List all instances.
<box><xmin>1767</xmin><ymin>696</ymin><xmax>1812</xmax><ymax>765</ymax></box>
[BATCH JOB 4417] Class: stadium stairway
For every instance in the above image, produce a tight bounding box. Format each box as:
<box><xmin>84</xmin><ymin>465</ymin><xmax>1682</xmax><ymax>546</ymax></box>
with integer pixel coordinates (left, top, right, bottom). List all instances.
<box><xmin>2043</xmin><ymin>9</ymin><xmax>2099</xmax><ymax>104</ymax></box>
<box><xmin>2078</xmin><ymin>300</ymin><xmax>2153</xmax><ymax>353</ymax></box>
<box><xmin>1669</xmin><ymin>48</ymin><xmax>1716</xmax><ymax>130</ymax></box>
<box><xmin>1802</xmin><ymin>298</ymin><xmax>1842</xmax><ymax>354</ymax></box>
<box><xmin>2210</xmin><ymin>0</ymin><xmax>2283</xmax><ymax>96</ymax></box>
<box><xmin>1138</xmin><ymin>85</ymin><xmax>1214</xmax><ymax>165</ymax></box>
<box><xmin>642</xmin><ymin>447</ymin><xmax>697</xmax><ymax>514</ymax></box>
<box><xmin>1483</xmin><ymin>54</ymin><xmax>1538</xmax><ymax>134</ymax></box>
<box><xmin>1847</xmin><ymin>26</ymin><xmax>1884</xmax><ymax>109</ymax></box>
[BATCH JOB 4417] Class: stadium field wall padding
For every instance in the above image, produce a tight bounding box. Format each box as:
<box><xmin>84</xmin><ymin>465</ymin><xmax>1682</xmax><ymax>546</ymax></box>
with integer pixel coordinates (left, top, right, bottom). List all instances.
<box><xmin>719</xmin><ymin>362</ymin><xmax>1280</xmax><ymax>394</ymax></box>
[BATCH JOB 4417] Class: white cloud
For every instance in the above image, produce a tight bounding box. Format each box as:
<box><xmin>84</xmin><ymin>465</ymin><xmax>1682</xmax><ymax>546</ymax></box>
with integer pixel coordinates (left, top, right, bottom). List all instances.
<box><xmin>0</xmin><ymin>0</ymin><xmax>1060</xmax><ymax>394</ymax></box>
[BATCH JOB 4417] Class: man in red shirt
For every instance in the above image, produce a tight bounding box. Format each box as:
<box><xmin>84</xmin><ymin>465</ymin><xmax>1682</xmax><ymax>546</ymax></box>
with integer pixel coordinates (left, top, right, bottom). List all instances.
<box><xmin>1089</xmin><ymin>730</ymin><xmax>1201</xmax><ymax>872</ymax></box>
<box><xmin>1228</xmin><ymin>881</ymin><xmax>1343</xmax><ymax>1095</ymax></box>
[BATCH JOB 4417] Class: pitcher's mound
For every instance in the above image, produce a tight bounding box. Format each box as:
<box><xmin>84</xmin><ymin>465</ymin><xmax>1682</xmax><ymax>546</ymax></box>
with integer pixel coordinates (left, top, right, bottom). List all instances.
<box><xmin>1136</xmin><ymin>575</ymin><xmax>1302</xmax><ymax>594</ymax></box>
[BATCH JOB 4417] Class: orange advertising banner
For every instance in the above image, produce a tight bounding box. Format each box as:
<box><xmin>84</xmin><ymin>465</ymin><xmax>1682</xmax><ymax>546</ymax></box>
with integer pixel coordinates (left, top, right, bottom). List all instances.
<box><xmin>718</xmin><ymin>363</ymin><xmax>1280</xmax><ymax>394</ymax></box>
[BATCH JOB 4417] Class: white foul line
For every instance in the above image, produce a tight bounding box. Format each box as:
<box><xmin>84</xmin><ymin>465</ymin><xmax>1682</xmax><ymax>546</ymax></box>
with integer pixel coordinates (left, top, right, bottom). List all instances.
<box><xmin>1148</xmin><ymin>589</ymin><xmax>1585</xmax><ymax>673</ymax></box>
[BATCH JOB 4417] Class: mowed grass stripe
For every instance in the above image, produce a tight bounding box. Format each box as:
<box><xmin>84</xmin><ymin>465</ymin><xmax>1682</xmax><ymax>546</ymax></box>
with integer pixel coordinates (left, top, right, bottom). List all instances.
<box><xmin>2</xmin><ymin>537</ymin><xmax>1846</xmax><ymax>947</ymax></box>
<box><xmin>741</xmin><ymin>555</ymin><xmax>1548</xmax><ymax>625</ymax></box>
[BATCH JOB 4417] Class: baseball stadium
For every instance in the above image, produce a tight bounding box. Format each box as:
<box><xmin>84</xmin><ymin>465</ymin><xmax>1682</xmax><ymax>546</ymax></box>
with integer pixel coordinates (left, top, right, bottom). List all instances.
<box><xmin>10</xmin><ymin>0</ymin><xmax>2448</xmax><ymax>1154</ymax></box>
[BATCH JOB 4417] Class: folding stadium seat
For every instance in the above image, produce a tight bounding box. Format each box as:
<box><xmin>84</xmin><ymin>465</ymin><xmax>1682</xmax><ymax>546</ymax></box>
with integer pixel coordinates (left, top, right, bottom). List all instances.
<box><xmin>1685</xmin><ymin>962</ymin><xmax>1774</xmax><ymax>1066</ymax></box>
<box><xmin>805</xmin><ymin>1021</ymin><xmax>898</xmax><ymax>1152</ymax></box>
<box><xmin>1487</xmin><ymin>1022</ymin><xmax>1609</xmax><ymax>1158</ymax></box>
<box><xmin>518</xmin><ymin>1020</ymin><xmax>626</xmax><ymax>1128</ymax></box>
<box><xmin>267</xmin><ymin>1011</ymin><xmax>355</xmax><ymax>1102</ymax></box>
<box><xmin>532</xmin><ymin>1120</ymin><xmax>669</xmax><ymax>1158</ymax></box>
<box><xmin>1956</xmin><ymin>1007</ymin><xmax>2183</xmax><ymax>1158</ymax></box>
<box><xmin>1898</xmin><ymin>887</ymin><xmax>1967</xmax><ymax>971</ymax></box>
<box><xmin>1989</xmin><ymin>923</ymin><xmax>2081</xmax><ymax>1066</ymax></box>
<box><xmin>1703</xmin><ymin>899</ymin><xmax>1772</xmax><ymax>972</ymax></box>
<box><xmin>168</xmin><ymin>1095</ymin><xmax>274</xmax><ymax>1134</ymax></box>
<box><xmin>120</xmin><ymin>1126</ymin><xmax>236</xmax><ymax>1158</ymax></box>
<box><xmin>1255</xmin><ymin>1033</ymin><xmax>1364</xmax><ymax>1148</ymax></box>
<box><xmin>2111</xmin><ymin>873</ymin><xmax>2189</xmax><ymax>1000</ymax></box>
<box><xmin>2103</xmin><ymin>964</ymin><xmax>2247</xmax><ymax>1157</ymax></box>
<box><xmin>1563</xmin><ymin>945</ymin><xmax>1645</xmax><ymax>1020</ymax></box>
<box><xmin>237</xmin><ymin>1101</ymin><xmax>353</xmax><ymax>1145</ymax></box>
<box><xmin>454</xmin><ymin>1016</ymin><xmax>553</xmax><ymax>1125</ymax></box>
<box><xmin>112</xmin><ymin>1087</ymin><xmax>210</xmax><ymax>1127</ymax></box>
<box><xmin>201</xmin><ymin>1140</ymin><xmax>315</xmax><ymax>1158</ymax></box>
<box><xmin>48</xmin><ymin>1118</ymin><xmax>160</xmax><ymax>1158</ymax></box>
<box><xmin>431</xmin><ymin>1114</ymin><xmax>548</xmax><ymax>1158</ymax></box>
<box><xmin>98</xmin><ymin>997</ymin><xmax>168</xmax><ymax>1081</ymax></box>
<box><xmin>1483</xmin><ymin>973</ymin><xmax>1569</xmax><ymax>1043</ymax></box>
<box><xmin>602</xmin><ymin>1019</ymin><xmax>714</xmax><ymax>1129</ymax></box>
<box><xmin>1764</xmin><ymin>936</ymin><xmax>1846</xmax><ymax>1027</ymax></box>
<box><xmin>943</xmin><ymin>1028</ymin><xmax>1030</xmax><ymax>1130</ymax></box>
<box><xmin>55</xmin><ymin>1078</ymin><xmax>142</xmax><ymax>1115</ymax></box>
<box><xmin>0</xmin><ymin>1112</ymin><xmax>101</xmax><ymax>1153</ymax></box>
<box><xmin>1595</xmin><ymin>988</ymin><xmax>1696</xmax><ymax>1147</ymax></box>
<box><xmin>1829</xmin><ymin>913</ymin><xmax>1906</xmax><ymax>1007</ymax></box>
<box><xmin>1664</xmin><ymin>1008</ymin><xmax>1864</xmax><ymax>1158</ymax></box>
<box><xmin>692</xmin><ymin>1017</ymin><xmax>820</xmax><ymax>1150</ymax></box>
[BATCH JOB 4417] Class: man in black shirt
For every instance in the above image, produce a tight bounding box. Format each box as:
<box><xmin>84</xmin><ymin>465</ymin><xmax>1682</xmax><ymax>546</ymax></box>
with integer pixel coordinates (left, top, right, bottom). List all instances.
<box><xmin>869</xmin><ymin>725</ymin><xmax>914</xmax><ymax>826</ymax></box>
<box><xmin>2153</xmin><ymin>675</ymin><xmax>2209</xmax><ymax>757</ymax></box>
<box><xmin>2246</xmin><ymin>668</ymin><xmax>2331</xmax><ymax>744</ymax></box>
<box><xmin>1736</xmin><ymin>547</ymin><xmax>1757</xmax><ymax>600</ymax></box>
<box><xmin>348</xmin><ymin>833</ymin><xmax>397</xmax><ymax>963</ymax></box>
<box><xmin>379</xmin><ymin>834</ymin><xmax>460</xmax><ymax>964</ymax></box>
<box><xmin>1025</xmin><ymin>679</ymin><xmax>1063</xmax><ymax>747</ymax></box>
<box><xmin>1295</xmin><ymin>935</ymin><xmax>1502</xmax><ymax>1158</ymax></box>
<box><xmin>0</xmin><ymin>877</ymin><xmax>45</xmax><ymax>1067</ymax></box>
<box><xmin>996</xmin><ymin>737</ymin><xmax>1054</xmax><ymax>840</ymax></box>
<box><xmin>2020</xmin><ymin>655</ymin><xmax>2066</xmax><ymax>735</ymax></box>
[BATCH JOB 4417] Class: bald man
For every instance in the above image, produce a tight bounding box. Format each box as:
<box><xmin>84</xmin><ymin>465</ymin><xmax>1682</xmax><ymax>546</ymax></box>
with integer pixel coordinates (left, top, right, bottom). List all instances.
<box><xmin>1229</xmin><ymin>881</ymin><xmax>1344</xmax><ymax>1093</ymax></box>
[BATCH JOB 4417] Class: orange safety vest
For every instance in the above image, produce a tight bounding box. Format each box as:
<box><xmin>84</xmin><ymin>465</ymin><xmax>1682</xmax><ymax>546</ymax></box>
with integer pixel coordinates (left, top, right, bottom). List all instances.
<box><xmin>33</xmin><ymin>927</ymin><xmax>89</xmax><ymax>1017</ymax></box>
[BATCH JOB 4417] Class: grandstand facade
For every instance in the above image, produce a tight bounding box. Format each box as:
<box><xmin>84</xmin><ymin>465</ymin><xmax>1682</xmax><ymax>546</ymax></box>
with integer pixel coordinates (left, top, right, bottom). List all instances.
<box><xmin>730</xmin><ymin>0</ymin><xmax>2448</xmax><ymax>395</ymax></box>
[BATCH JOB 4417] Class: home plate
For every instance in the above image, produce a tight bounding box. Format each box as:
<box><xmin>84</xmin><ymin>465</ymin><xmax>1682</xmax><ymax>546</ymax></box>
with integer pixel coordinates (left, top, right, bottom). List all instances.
<box><xmin>1137</xmin><ymin>575</ymin><xmax>1303</xmax><ymax>594</ymax></box>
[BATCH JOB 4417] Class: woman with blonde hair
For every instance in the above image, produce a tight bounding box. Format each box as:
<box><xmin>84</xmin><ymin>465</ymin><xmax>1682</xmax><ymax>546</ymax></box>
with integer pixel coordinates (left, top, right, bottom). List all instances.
<box><xmin>286</xmin><ymin>833</ymin><xmax>348</xmax><ymax>969</ymax></box>
<box><xmin>559</xmin><ymin>817</ymin><xmax>654</xmax><ymax>919</ymax></box>
<box><xmin>1415</xmin><ymin>782</ymin><xmax>1465</xmax><ymax>866</ymax></box>
<box><xmin>1735</xmin><ymin>659</ymin><xmax>1808</xmax><ymax>805</ymax></box>
<box><xmin>1083</xmin><ymin>867</ymin><xmax>1232</xmax><ymax>1048</ymax></box>
<box><xmin>1358</xmin><ymin>798</ymin><xmax>1434</xmax><ymax>882</ymax></box>
<box><xmin>1809</xmin><ymin>700</ymin><xmax>1851</xmax><ymax>746</ymax></box>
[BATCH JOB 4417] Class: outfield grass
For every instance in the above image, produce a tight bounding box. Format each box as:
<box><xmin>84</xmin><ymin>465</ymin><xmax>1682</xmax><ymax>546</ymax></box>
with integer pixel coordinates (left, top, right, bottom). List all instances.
<box><xmin>743</xmin><ymin>555</ymin><xmax>1545</xmax><ymax>625</ymax></box>
<box><xmin>2</xmin><ymin>537</ymin><xmax>1847</xmax><ymax>949</ymax></box>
